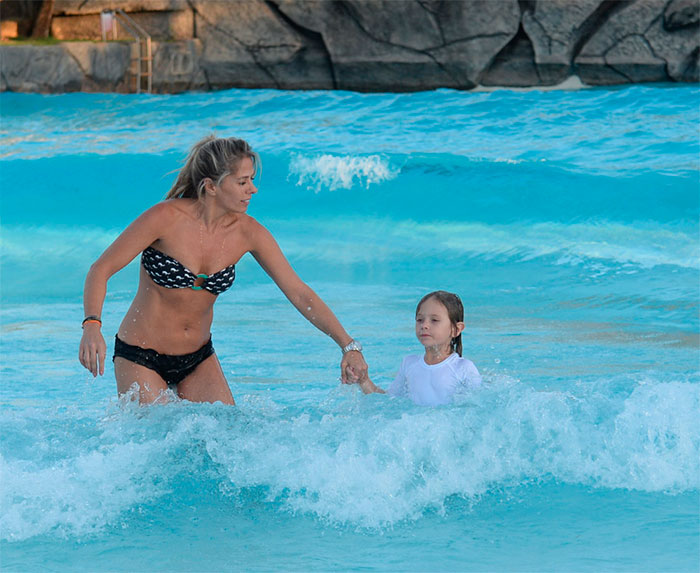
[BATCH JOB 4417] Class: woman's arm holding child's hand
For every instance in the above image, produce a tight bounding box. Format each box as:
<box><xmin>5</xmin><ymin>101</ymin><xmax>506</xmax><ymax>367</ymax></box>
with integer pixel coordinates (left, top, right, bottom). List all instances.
<box><xmin>345</xmin><ymin>366</ymin><xmax>386</xmax><ymax>394</ymax></box>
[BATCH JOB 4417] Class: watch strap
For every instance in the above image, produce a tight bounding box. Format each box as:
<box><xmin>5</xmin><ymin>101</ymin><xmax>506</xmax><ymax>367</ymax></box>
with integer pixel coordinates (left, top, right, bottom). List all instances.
<box><xmin>341</xmin><ymin>339</ymin><xmax>362</xmax><ymax>354</ymax></box>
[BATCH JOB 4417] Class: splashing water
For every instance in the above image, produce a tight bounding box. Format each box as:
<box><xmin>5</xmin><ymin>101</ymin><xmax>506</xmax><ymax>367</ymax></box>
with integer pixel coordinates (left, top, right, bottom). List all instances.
<box><xmin>288</xmin><ymin>153</ymin><xmax>399</xmax><ymax>191</ymax></box>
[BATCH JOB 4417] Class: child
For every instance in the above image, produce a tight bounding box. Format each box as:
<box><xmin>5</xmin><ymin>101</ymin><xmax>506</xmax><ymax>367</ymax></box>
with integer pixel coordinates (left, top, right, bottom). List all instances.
<box><xmin>349</xmin><ymin>291</ymin><xmax>481</xmax><ymax>406</ymax></box>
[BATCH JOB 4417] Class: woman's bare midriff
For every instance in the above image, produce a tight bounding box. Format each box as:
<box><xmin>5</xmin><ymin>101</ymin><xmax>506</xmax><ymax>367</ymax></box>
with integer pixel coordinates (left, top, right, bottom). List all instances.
<box><xmin>117</xmin><ymin>268</ymin><xmax>217</xmax><ymax>354</ymax></box>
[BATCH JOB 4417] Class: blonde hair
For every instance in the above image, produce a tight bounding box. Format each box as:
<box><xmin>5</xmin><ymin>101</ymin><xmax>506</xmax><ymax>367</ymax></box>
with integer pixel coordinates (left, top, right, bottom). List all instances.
<box><xmin>166</xmin><ymin>135</ymin><xmax>260</xmax><ymax>200</ymax></box>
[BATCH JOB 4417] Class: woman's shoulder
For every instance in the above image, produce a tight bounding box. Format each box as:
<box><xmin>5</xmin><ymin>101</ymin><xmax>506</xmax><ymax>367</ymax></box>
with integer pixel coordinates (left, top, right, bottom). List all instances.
<box><xmin>163</xmin><ymin>197</ymin><xmax>198</xmax><ymax>216</ymax></box>
<box><xmin>242</xmin><ymin>214</ymin><xmax>272</xmax><ymax>231</ymax></box>
<box><xmin>239</xmin><ymin>214</ymin><xmax>263</xmax><ymax>232</ymax></box>
<box><xmin>142</xmin><ymin>198</ymin><xmax>196</xmax><ymax>222</ymax></box>
<box><xmin>239</xmin><ymin>216</ymin><xmax>282</xmax><ymax>248</ymax></box>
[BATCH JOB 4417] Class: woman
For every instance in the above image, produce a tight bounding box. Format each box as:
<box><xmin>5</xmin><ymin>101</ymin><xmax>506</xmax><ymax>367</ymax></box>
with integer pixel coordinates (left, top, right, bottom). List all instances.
<box><xmin>79</xmin><ymin>135</ymin><xmax>368</xmax><ymax>404</ymax></box>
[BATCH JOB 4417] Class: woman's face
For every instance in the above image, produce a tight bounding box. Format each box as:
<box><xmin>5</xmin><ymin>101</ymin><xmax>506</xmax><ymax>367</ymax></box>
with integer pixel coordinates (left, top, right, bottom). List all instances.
<box><xmin>214</xmin><ymin>157</ymin><xmax>257</xmax><ymax>213</ymax></box>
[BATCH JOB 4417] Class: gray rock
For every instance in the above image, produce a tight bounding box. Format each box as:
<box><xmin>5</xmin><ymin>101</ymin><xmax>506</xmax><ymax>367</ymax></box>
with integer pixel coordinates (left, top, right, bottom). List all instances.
<box><xmin>520</xmin><ymin>0</ymin><xmax>605</xmax><ymax>84</ymax></box>
<box><xmin>277</xmin><ymin>0</ymin><xmax>520</xmax><ymax>90</ymax></box>
<box><xmin>192</xmin><ymin>0</ymin><xmax>333</xmax><ymax>90</ymax></box>
<box><xmin>479</xmin><ymin>28</ymin><xmax>540</xmax><ymax>87</ymax></box>
<box><xmin>277</xmin><ymin>0</ymin><xmax>442</xmax><ymax>90</ymax></box>
<box><xmin>664</xmin><ymin>0</ymin><xmax>700</xmax><ymax>30</ymax></box>
<box><xmin>606</xmin><ymin>34</ymin><xmax>667</xmax><ymax>82</ymax></box>
<box><xmin>648</xmin><ymin>9</ymin><xmax>700</xmax><ymax>81</ymax></box>
<box><xmin>428</xmin><ymin>0</ymin><xmax>521</xmax><ymax>88</ymax></box>
<box><xmin>2</xmin><ymin>0</ymin><xmax>698</xmax><ymax>93</ymax></box>
<box><xmin>152</xmin><ymin>39</ymin><xmax>207</xmax><ymax>93</ymax></box>
<box><xmin>327</xmin><ymin>0</ymin><xmax>444</xmax><ymax>51</ymax></box>
<box><xmin>63</xmin><ymin>41</ymin><xmax>131</xmax><ymax>86</ymax></box>
<box><xmin>575</xmin><ymin>0</ymin><xmax>664</xmax><ymax>83</ymax></box>
<box><xmin>278</xmin><ymin>0</ymin><xmax>435</xmax><ymax>90</ymax></box>
<box><xmin>433</xmin><ymin>0</ymin><xmax>520</xmax><ymax>45</ymax></box>
<box><xmin>576</xmin><ymin>0</ymin><xmax>699</xmax><ymax>84</ymax></box>
<box><xmin>0</xmin><ymin>44</ymin><xmax>83</xmax><ymax>92</ymax></box>
<box><xmin>274</xmin><ymin>0</ymin><xmax>327</xmax><ymax>33</ymax></box>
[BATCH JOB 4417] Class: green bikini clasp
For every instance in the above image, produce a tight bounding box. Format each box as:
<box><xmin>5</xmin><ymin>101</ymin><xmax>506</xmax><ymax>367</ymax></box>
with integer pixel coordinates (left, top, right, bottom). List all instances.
<box><xmin>191</xmin><ymin>273</ymin><xmax>209</xmax><ymax>290</ymax></box>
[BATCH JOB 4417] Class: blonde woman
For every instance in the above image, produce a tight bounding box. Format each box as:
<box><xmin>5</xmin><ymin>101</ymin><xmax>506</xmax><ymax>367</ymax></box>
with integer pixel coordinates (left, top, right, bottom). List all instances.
<box><xmin>79</xmin><ymin>136</ymin><xmax>367</xmax><ymax>404</ymax></box>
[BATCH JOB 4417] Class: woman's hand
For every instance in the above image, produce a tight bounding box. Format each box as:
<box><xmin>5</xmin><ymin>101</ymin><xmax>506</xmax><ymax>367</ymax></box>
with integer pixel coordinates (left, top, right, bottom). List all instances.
<box><xmin>79</xmin><ymin>324</ymin><xmax>106</xmax><ymax>377</ymax></box>
<box><xmin>344</xmin><ymin>364</ymin><xmax>385</xmax><ymax>394</ymax></box>
<box><xmin>341</xmin><ymin>350</ymin><xmax>368</xmax><ymax>384</ymax></box>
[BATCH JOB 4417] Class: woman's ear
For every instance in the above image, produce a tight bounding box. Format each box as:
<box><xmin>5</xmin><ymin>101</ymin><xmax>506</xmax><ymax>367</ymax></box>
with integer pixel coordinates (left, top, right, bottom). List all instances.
<box><xmin>453</xmin><ymin>321</ymin><xmax>465</xmax><ymax>337</ymax></box>
<box><xmin>203</xmin><ymin>178</ymin><xmax>216</xmax><ymax>196</ymax></box>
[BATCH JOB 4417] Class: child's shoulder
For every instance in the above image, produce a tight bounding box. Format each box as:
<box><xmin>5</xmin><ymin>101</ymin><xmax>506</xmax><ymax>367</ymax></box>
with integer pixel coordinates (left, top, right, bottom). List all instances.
<box><xmin>453</xmin><ymin>355</ymin><xmax>482</xmax><ymax>385</ymax></box>
<box><xmin>454</xmin><ymin>355</ymin><xmax>477</xmax><ymax>368</ymax></box>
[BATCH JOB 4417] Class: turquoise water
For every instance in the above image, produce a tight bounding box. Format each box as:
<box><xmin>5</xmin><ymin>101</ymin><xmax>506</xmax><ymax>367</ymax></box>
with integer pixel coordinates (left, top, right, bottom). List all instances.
<box><xmin>1</xmin><ymin>85</ymin><xmax>699</xmax><ymax>571</ymax></box>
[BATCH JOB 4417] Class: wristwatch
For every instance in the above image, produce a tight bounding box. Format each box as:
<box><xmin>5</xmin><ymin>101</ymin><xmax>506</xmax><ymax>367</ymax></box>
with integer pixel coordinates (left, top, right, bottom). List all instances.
<box><xmin>341</xmin><ymin>339</ymin><xmax>363</xmax><ymax>354</ymax></box>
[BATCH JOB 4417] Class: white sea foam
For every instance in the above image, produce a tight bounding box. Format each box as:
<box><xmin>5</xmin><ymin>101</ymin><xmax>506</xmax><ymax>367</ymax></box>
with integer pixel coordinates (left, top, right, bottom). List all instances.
<box><xmin>0</xmin><ymin>419</ymin><xmax>168</xmax><ymax>541</ymax></box>
<box><xmin>288</xmin><ymin>154</ymin><xmax>399</xmax><ymax>192</ymax></box>
<box><xmin>2</xmin><ymin>376</ymin><xmax>697</xmax><ymax>540</ymax></box>
<box><xmin>218</xmin><ymin>378</ymin><xmax>700</xmax><ymax>527</ymax></box>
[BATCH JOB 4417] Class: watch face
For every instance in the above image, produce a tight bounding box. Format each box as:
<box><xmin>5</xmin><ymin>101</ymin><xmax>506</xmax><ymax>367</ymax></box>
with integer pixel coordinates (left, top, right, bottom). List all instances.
<box><xmin>345</xmin><ymin>341</ymin><xmax>362</xmax><ymax>353</ymax></box>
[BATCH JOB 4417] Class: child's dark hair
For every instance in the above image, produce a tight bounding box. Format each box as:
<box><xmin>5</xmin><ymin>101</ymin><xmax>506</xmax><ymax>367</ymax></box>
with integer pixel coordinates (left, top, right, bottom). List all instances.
<box><xmin>416</xmin><ymin>290</ymin><xmax>464</xmax><ymax>356</ymax></box>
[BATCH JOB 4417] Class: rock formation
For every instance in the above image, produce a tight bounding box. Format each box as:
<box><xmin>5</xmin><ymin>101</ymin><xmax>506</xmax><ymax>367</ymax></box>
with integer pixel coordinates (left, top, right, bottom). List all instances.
<box><xmin>0</xmin><ymin>0</ymin><xmax>698</xmax><ymax>93</ymax></box>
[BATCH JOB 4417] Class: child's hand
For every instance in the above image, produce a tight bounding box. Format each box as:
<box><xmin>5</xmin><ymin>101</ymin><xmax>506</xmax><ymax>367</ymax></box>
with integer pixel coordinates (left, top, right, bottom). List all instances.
<box><xmin>345</xmin><ymin>366</ymin><xmax>385</xmax><ymax>395</ymax></box>
<box><xmin>358</xmin><ymin>377</ymin><xmax>384</xmax><ymax>394</ymax></box>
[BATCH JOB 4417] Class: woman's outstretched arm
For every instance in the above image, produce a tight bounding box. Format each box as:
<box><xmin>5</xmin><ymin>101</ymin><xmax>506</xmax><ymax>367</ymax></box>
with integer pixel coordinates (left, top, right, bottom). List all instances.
<box><xmin>249</xmin><ymin>220</ymin><xmax>369</xmax><ymax>382</ymax></box>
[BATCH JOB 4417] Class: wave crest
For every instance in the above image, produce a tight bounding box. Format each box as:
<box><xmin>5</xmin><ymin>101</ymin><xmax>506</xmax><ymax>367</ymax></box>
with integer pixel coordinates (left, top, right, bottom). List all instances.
<box><xmin>288</xmin><ymin>154</ymin><xmax>399</xmax><ymax>191</ymax></box>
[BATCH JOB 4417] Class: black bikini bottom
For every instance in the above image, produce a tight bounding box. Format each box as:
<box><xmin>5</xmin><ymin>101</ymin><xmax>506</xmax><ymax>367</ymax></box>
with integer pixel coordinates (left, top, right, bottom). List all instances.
<box><xmin>113</xmin><ymin>335</ymin><xmax>215</xmax><ymax>386</ymax></box>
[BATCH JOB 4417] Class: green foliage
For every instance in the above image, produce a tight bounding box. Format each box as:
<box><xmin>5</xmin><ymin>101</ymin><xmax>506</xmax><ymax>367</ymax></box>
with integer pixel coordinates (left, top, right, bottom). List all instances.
<box><xmin>2</xmin><ymin>36</ymin><xmax>62</xmax><ymax>46</ymax></box>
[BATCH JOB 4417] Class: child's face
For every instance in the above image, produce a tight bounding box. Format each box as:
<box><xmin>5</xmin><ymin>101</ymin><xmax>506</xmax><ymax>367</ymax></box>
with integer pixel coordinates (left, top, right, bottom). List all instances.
<box><xmin>415</xmin><ymin>297</ymin><xmax>463</xmax><ymax>351</ymax></box>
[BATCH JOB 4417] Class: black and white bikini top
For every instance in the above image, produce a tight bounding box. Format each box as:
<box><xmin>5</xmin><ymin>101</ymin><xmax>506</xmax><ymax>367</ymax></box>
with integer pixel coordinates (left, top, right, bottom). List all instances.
<box><xmin>141</xmin><ymin>246</ymin><xmax>236</xmax><ymax>295</ymax></box>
